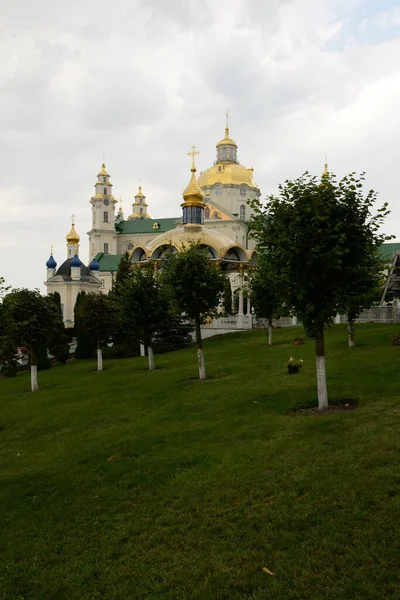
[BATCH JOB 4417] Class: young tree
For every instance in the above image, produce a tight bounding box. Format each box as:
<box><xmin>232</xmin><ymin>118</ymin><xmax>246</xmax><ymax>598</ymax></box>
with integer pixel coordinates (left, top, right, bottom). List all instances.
<box><xmin>222</xmin><ymin>277</ymin><xmax>233</xmax><ymax>315</ymax></box>
<box><xmin>78</xmin><ymin>293</ymin><xmax>118</xmax><ymax>371</ymax></box>
<box><xmin>250</xmin><ymin>172</ymin><xmax>390</xmax><ymax>410</ymax></box>
<box><xmin>161</xmin><ymin>243</ymin><xmax>226</xmax><ymax>380</ymax></box>
<box><xmin>74</xmin><ymin>292</ymin><xmax>94</xmax><ymax>359</ymax></box>
<box><xmin>113</xmin><ymin>251</ymin><xmax>132</xmax><ymax>294</ymax></box>
<box><xmin>119</xmin><ymin>264</ymin><xmax>170</xmax><ymax>370</ymax></box>
<box><xmin>333</xmin><ymin>173</ymin><xmax>390</xmax><ymax>347</ymax></box>
<box><xmin>47</xmin><ymin>292</ymin><xmax>70</xmax><ymax>363</ymax></box>
<box><xmin>250</xmin><ymin>256</ymin><xmax>281</xmax><ymax>346</ymax></box>
<box><xmin>2</xmin><ymin>289</ymin><xmax>63</xmax><ymax>391</ymax></box>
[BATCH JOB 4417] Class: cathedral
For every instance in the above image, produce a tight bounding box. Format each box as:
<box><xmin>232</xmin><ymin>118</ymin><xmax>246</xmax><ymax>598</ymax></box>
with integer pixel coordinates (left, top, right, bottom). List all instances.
<box><xmin>45</xmin><ymin>121</ymin><xmax>261</xmax><ymax>326</ymax></box>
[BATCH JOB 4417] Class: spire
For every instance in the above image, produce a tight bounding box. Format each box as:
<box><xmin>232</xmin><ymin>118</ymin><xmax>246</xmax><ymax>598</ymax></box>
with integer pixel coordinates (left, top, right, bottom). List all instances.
<box><xmin>46</xmin><ymin>245</ymin><xmax>57</xmax><ymax>270</ymax></box>
<box><xmin>93</xmin><ymin>162</ymin><xmax>116</xmax><ymax>201</ymax></box>
<box><xmin>216</xmin><ymin>112</ymin><xmax>238</xmax><ymax>162</ymax></box>
<box><xmin>182</xmin><ymin>146</ymin><xmax>204</xmax><ymax>205</ymax></box>
<box><xmin>322</xmin><ymin>156</ymin><xmax>329</xmax><ymax>179</ymax></box>
<box><xmin>128</xmin><ymin>185</ymin><xmax>151</xmax><ymax>220</ymax></box>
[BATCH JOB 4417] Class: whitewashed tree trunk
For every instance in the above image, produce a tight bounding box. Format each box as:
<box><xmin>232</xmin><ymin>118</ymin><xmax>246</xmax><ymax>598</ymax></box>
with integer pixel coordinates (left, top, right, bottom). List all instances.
<box><xmin>31</xmin><ymin>365</ymin><xmax>39</xmax><ymax>392</ymax></box>
<box><xmin>315</xmin><ymin>329</ymin><xmax>328</xmax><ymax>410</ymax></box>
<box><xmin>316</xmin><ymin>356</ymin><xmax>328</xmax><ymax>410</ymax></box>
<box><xmin>268</xmin><ymin>319</ymin><xmax>273</xmax><ymax>346</ymax></box>
<box><xmin>197</xmin><ymin>348</ymin><xmax>206</xmax><ymax>380</ymax></box>
<box><xmin>97</xmin><ymin>348</ymin><xmax>103</xmax><ymax>371</ymax></box>
<box><xmin>347</xmin><ymin>320</ymin><xmax>355</xmax><ymax>348</ymax></box>
<box><xmin>148</xmin><ymin>344</ymin><xmax>155</xmax><ymax>370</ymax></box>
<box><xmin>140</xmin><ymin>343</ymin><xmax>145</xmax><ymax>357</ymax></box>
<box><xmin>195</xmin><ymin>318</ymin><xmax>206</xmax><ymax>380</ymax></box>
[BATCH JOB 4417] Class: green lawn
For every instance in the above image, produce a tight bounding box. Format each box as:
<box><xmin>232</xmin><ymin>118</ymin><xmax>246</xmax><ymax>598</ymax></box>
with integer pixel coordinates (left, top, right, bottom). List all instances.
<box><xmin>1</xmin><ymin>324</ymin><xmax>400</xmax><ymax>600</ymax></box>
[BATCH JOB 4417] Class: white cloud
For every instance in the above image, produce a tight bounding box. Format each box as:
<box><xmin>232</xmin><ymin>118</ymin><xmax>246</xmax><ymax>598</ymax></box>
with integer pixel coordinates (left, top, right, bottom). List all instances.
<box><xmin>0</xmin><ymin>0</ymin><xmax>399</xmax><ymax>291</ymax></box>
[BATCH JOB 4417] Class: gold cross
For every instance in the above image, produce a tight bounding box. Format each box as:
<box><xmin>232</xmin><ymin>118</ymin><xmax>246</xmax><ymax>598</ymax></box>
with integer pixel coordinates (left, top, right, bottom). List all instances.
<box><xmin>50</xmin><ymin>244</ymin><xmax>54</xmax><ymax>255</ymax></box>
<box><xmin>225</xmin><ymin>109</ymin><xmax>230</xmax><ymax>130</ymax></box>
<box><xmin>71</xmin><ymin>214</ymin><xmax>75</xmax><ymax>225</ymax></box>
<box><xmin>187</xmin><ymin>144</ymin><xmax>200</xmax><ymax>169</ymax></box>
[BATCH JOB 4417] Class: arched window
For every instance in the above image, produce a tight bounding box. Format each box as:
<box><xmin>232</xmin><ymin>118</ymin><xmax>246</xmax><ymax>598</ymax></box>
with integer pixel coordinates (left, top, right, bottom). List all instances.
<box><xmin>103</xmin><ymin>211</ymin><xmax>108</xmax><ymax>222</ymax></box>
<box><xmin>104</xmin><ymin>243</ymin><xmax>109</xmax><ymax>254</ymax></box>
<box><xmin>103</xmin><ymin>187</ymin><xmax>107</xmax><ymax>195</ymax></box>
<box><xmin>240</xmin><ymin>204</ymin><xmax>246</xmax><ymax>220</ymax></box>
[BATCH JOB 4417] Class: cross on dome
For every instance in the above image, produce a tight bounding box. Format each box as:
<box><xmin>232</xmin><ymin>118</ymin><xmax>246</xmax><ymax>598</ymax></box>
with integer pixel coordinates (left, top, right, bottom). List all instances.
<box><xmin>187</xmin><ymin>145</ymin><xmax>201</xmax><ymax>171</ymax></box>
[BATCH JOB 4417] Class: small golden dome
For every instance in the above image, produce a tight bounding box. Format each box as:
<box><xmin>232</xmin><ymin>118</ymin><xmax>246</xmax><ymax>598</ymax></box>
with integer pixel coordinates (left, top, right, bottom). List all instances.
<box><xmin>135</xmin><ymin>185</ymin><xmax>145</xmax><ymax>198</ymax></box>
<box><xmin>322</xmin><ymin>161</ymin><xmax>329</xmax><ymax>178</ymax></box>
<box><xmin>66</xmin><ymin>223</ymin><xmax>80</xmax><ymax>245</ymax></box>
<box><xmin>98</xmin><ymin>162</ymin><xmax>109</xmax><ymax>177</ymax></box>
<box><xmin>182</xmin><ymin>167</ymin><xmax>204</xmax><ymax>206</ymax></box>
<box><xmin>216</xmin><ymin>127</ymin><xmax>237</xmax><ymax>148</ymax></box>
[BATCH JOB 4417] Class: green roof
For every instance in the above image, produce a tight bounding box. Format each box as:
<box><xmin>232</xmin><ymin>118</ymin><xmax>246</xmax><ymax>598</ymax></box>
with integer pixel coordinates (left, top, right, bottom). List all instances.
<box><xmin>380</xmin><ymin>243</ymin><xmax>400</xmax><ymax>261</ymax></box>
<box><xmin>116</xmin><ymin>217</ymin><xmax>180</xmax><ymax>235</ymax></box>
<box><xmin>95</xmin><ymin>253</ymin><xmax>124</xmax><ymax>272</ymax></box>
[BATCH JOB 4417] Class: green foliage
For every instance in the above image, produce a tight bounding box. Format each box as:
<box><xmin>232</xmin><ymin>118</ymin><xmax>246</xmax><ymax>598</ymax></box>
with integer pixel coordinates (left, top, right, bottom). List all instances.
<box><xmin>249</xmin><ymin>172</ymin><xmax>391</xmax><ymax>338</ymax></box>
<box><xmin>119</xmin><ymin>264</ymin><xmax>171</xmax><ymax>346</ymax></box>
<box><xmin>36</xmin><ymin>345</ymin><xmax>52</xmax><ymax>371</ymax></box>
<box><xmin>222</xmin><ymin>277</ymin><xmax>233</xmax><ymax>315</ymax></box>
<box><xmin>153</xmin><ymin>314</ymin><xmax>194</xmax><ymax>352</ymax></box>
<box><xmin>161</xmin><ymin>242</ymin><xmax>226</xmax><ymax>324</ymax></box>
<box><xmin>1</xmin><ymin>288</ymin><xmax>62</xmax><ymax>367</ymax></box>
<box><xmin>250</xmin><ymin>256</ymin><xmax>281</xmax><ymax>322</ymax></box>
<box><xmin>0</xmin><ymin>276</ymin><xmax>11</xmax><ymax>299</ymax></box>
<box><xmin>78</xmin><ymin>293</ymin><xmax>119</xmax><ymax>350</ymax></box>
<box><xmin>74</xmin><ymin>292</ymin><xmax>94</xmax><ymax>359</ymax></box>
<box><xmin>113</xmin><ymin>251</ymin><xmax>132</xmax><ymax>294</ymax></box>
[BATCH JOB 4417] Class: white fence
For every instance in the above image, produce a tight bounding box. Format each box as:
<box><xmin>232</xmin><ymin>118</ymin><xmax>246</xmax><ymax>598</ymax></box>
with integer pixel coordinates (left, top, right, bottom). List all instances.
<box><xmin>203</xmin><ymin>306</ymin><xmax>400</xmax><ymax>333</ymax></box>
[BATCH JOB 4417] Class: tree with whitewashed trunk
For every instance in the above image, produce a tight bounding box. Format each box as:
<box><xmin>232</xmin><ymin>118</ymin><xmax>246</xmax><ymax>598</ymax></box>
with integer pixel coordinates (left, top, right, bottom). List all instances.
<box><xmin>249</xmin><ymin>255</ymin><xmax>281</xmax><ymax>346</ymax></box>
<box><xmin>249</xmin><ymin>171</ymin><xmax>391</xmax><ymax>410</ymax></box>
<box><xmin>78</xmin><ymin>293</ymin><xmax>118</xmax><ymax>371</ymax></box>
<box><xmin>161</xmin><ymin>242</ymin><xmax>226</xmax><ymax>380</ymax></box>
<box><xmin>118</xmin><ymin>264</ymin><xmax>170</xmax><ymax>371</ymax></box>
<box><xmin>1</xmin><ymin>289</ymin><xmax>63</xmax><ymax>391</ymax></box>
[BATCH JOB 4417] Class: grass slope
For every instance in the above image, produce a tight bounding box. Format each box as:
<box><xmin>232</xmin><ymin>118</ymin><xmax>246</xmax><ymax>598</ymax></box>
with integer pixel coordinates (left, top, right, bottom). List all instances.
<box><xmin>1</xmin><ymin>325</ymin><xmax>400</xmax><ymax>600</ymax></box>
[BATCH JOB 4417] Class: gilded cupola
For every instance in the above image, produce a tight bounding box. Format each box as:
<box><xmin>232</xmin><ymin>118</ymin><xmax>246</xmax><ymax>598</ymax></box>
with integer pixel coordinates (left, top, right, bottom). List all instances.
<box><xmin>66</xmin><ymin>220</ymin><xmax>80</xmax><ymax>245</ymax></box>
<box><xmin>181</xmin><ymin>146</ymin><xmax>205</xmax><ymax>228</ymax></box>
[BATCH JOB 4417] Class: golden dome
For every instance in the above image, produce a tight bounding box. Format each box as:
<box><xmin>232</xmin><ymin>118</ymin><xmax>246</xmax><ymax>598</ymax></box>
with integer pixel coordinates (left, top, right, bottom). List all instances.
<box><xmin>182</xmin><ymin>167</ymin><xmax>204</xmax><ymax>206</ymax></box>
<box><xmin>135</xmin><ymin>185</ymin><xmax>145</xmax><ymax>198</ymax></box>
<box><xmin>198</xmin><ymin>162</ymin><xmax>257</xmax><ymax>188</ymax></box>
<box><xmin>128</xmin><ymin>212</ymin><xmax>151</xmax><ymax>220</ymax></box>
<box><xmin>98</xmin><ymin>162</ymin><xmax>109</xmax><ymax>177</ymax></box>
<box><xmin>216</xmin><ymin>127</ymin><xmax>237</xmax><ymax>148</ymax></box>
<box><xmin>66</xmin><ymin>223</ymin><xmax>80</xmax><ymax>245</ymax></box>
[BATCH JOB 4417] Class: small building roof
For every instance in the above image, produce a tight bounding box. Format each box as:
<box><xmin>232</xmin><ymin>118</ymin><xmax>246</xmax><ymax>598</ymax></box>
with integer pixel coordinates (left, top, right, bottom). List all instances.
<box><xmin>95</xmin><ymin>253</ymin><xmax>125</xmax><ymax>272</ymax></box>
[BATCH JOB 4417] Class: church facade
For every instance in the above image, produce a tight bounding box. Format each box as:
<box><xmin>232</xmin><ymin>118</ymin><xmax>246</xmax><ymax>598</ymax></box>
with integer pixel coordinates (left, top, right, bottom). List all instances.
<box><xmin>45</xmin><ymin>123</ymin><xmax>261</xmax><ymax>325</ymax></box>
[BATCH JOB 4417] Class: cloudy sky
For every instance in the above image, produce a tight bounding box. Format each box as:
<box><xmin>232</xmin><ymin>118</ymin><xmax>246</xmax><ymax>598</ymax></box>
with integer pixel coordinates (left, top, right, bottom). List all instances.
<box><xmin>1</xmin><ymin>0</ymin><xmax>400</xmax><ymax>291</ymax></box>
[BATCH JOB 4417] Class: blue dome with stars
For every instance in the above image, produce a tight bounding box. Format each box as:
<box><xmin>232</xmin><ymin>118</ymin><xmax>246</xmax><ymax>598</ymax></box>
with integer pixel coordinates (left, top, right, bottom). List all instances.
<box><xmin>89</xmin><ymin>257</ymin><xmax>100</xmax><ymax>271</ymax></box>
<box><xmin>46</xmin><ymin>254</ymin><xmax>57</xmax><ymax>269</ymax></box>
<box><xmin>71</xmin><ymin>254</ymin><xmax>82</xmax><ymax>268</ymax></box>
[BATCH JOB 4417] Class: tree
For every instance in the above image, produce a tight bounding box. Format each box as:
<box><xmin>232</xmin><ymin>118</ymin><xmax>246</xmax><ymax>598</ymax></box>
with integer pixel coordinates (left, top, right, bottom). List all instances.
<box><xmin>74</xmin><ymin>292</ymin><xmax>94</xmax><ymax>359</ymax></box>
<box><xmin>48</xmin><ymin>292</ymin><xmax>70</xmax><ymax>363</ymax></box>
<box><xmin>1</xmin><ymin>289</ymin><xmax>63</xmax><ymax>391</ymax></box>
<box><xmin>153</xmin><ymin>314</ymin><xmax>194</xmax><ymax>352</ymax></box>
<box><xmin>250</xmin><ymin>256</ymin><xmax>281</xmax><ymax>346</ymax></box>
<box><xmin>332</xmin><ymin>174</ymin><xmax>390</xmax><ymax>347</ymax></box>
<box><xmin>78</xmin><ymin>293</ymin><xmax>118</xmax><ymax>371</ymax></box>
<box><xmin>119</xmin><ymin>264</ymin><xmax>170</xmax><ymax>370</ymax></box>
<box><xmin>161</xmin><ymin>243</ymin><xmax>226</xmax><ymax>380</ymax></box>
<box><xmin>222</xmin><ymin>277</ymin><xmax>233</xmax><ymax>315</ymax></box>
<box><xmin>249</xmin><ymin>171</ymin><xmax>390</xmax><ymax>410</ymax></box>
<box><xmin>113</xmin><ymin>251</ymin><xmax>132</xmax><ymax>294</ymax></box>
<box><xmin>0</xmin><ymin>277</ymin><xmax>10</xmax><ymax>299</ymax></box>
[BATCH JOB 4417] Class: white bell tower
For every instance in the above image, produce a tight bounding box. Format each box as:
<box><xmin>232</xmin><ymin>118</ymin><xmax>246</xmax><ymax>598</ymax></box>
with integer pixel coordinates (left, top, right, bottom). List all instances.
<box><xmin>88</xmin><ymin>163</ymin><xmax>118</xmax><ymax>258</ymax></box>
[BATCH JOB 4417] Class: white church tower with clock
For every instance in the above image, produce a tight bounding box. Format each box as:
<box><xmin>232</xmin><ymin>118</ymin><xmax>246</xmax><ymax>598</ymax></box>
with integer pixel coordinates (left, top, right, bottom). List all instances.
<box><xmin>88</xmin><ymin>163</ymin><xmax>118</xmax><ymax>259</ymax></box>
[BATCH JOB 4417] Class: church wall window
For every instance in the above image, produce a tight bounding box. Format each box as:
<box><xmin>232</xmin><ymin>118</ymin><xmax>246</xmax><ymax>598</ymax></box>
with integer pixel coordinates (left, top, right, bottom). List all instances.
<box><xmin>140</xmin><ymin>207</ymin><xmax>143</xmax><ymax>214</ymax></box>
<box><xmin>103</xmin><ymin>177</ymin><xmax>106</xmax><ymax>183</ymax></box>
<box><xmin>103</xmin><ymin>211</ymin><xmax>108</xmax><ymax>222</ymax></box>
<box><xmin>100</xmin><ymin>278</ymin><xmax>105</xmax><ymax>288</ymax></box>
<box><xmin>104</xmin><ymin>243</ymin><xmax>109</xmax><ymax>254</ymax></box>
<box><xmin>103</xmin><ymin>187</ymin><xmax>107</xmax><ymax>195</ymax></box>
<box><xmin>240</xmin><ymin>205</ymin><xmax>246</xmax><ymax>220</ymax></box>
